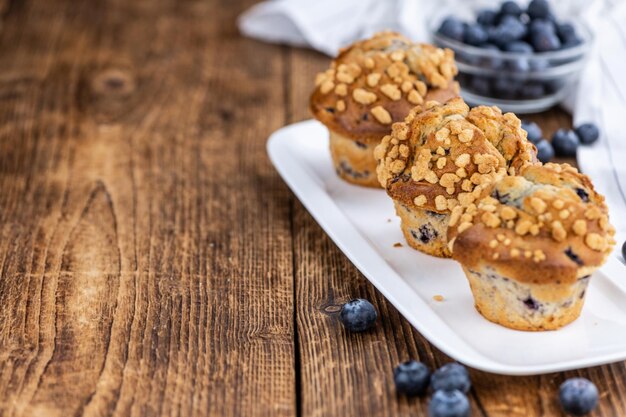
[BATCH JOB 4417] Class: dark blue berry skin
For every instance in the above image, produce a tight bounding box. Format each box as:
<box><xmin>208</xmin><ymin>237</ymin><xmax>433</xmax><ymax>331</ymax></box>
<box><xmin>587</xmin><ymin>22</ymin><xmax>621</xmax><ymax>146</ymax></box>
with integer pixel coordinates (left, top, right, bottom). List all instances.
<box><xmin>481</xmin><ymin>44</ymin><xmax>504</xmax><ymax>69</ymax></box>
<box><xmin>522</xmin><ymin>120</ymin><xmax>542</xmax><ymax>143</ymax></box>
<box><xmin>552</xmin><ymin>129</ymin><xmax>580</xmax><ymax>157</ymax></box>
<box><xmin>477</xmin><ymin>9</ymin><xmax>498</xmax><ymax>26</ymax></box>
<box><xmin>559</xmin><ymin>378</ymin><xmax>599</xmax><ymax>416</ymax></box>
<box><xmin>532</xmin><ymin>30</ymin><xmax>561</xmax><ymax>52</ymax></box>
<box><xmin>339</xmin><ymin>299</ymin><xmax>377</xmax><ymax>332</ymax></box>
<box><xmin>503</xmin><ymin>41</ymin><xmax>534</xmax><ymax>53</ymax></box>
<box><xmin>557</xmin><ymin>23</ymin><xmax>579</xmax><ymax>43</ymax></box>
<box><xmin>431</xmin><ymin>363</ymin><xmax>471</xmax><ymax>393</ymax></box>
<box><xmin>500</xmin><ymin>1</ymin><xmax>523</xmax><ymax>17</ymax></box>
<box><xmin>527</xmin><ymin>0</ymin><xmax>552</xmax><ymax>20</ymax></box>
<box><xmin>438</xmin><ymin>17</ymin><xmax>465</xmax><ymax>42</ymax></box>
<box><xmin>428</xmin><ymin>390</ymin><xmax>471</xmax><ymax>417</ymax></box>
<box><xmin>464</xmin><ymin>24</ymin><xmax>488</xmax><ymax>46</ymax></box>
<box><xmin>470</xmin><ymin>76</ymin><xmax>491</xmax><ymax>96</ymax></box>
<box><xmin>529</xmin><ymin>58</ymin><xmax>550</xmax><ymax>72</ymax></box>
<box><xmin>622</xmin><ymin>240</ymin><xmax>626</xmax><ymax>262</ymax></box>
<box><xmin>520</xmin><ymin>82</ymin><xmax>545</xmax><ymax>98</ymax></box>
<box><xmin>488</xmin><ymin>16</ymin><xmax>527</xmax><ymax>46</ymax></box>
<box><xmin>394</xmin><ymin>361</ymin><xmax>431</xmax><ymax>397</ymax></box>
<box><xmin>575</xmin><ymin>123</ymin><xmax>600</xmax><ymax>145</ymax></box>
<box><xmin>506</xmin><ymin>58</ymin><xmax>530</xmax><ymax>73</ymax></box>
<box><xmin>535</xmin><ymin>139</ymin><xmax>554</xmax><ymax>162</ymax></box>
<box><xmin>492</xmin><ymin>77</ymin><xmax>519</xmax><ymax>99</ymax></box>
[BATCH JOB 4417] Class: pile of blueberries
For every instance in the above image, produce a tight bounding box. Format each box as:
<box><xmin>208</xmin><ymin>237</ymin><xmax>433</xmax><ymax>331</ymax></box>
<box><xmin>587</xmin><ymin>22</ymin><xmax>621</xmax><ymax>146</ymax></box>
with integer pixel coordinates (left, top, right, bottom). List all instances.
<box><xmin>436</xmin><ymin>0</ymin><xmax>584</xmax><ymax>100</ymax></box>
<box><xmin>521</xmin><ymin>120</ymin><xmax>599</xmax><ymax>162</ymax></box>
<box><xmin>340</xmin><ymin>298</ymin><xmax>600</xmax><ymax>416</ymax></box>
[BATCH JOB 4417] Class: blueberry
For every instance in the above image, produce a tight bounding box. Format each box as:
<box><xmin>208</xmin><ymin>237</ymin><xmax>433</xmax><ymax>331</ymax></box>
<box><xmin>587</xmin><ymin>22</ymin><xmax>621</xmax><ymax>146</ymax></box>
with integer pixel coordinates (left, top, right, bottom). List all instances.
<box><xmin>431</xmin><ymin>363</ymin><xmax>471</xmax><ymax>393</ymax></box>
<box><xmin>557</xmin><ymin>23</ymin><xmax>579</xmax><ymax>43</ymax></box>
<box><xmin>339</xmin><ymin>299</ymin><xmax>378</xmax><ymax>332</ymax></box>
<box><xmin>576</xmin><ymin>187</ymin><xmax>590</xmax><ymax>202</ymax></box>
<box><xmin>477</xmin><ymin>9</ymin><xmax>498</xmax><ymax>26</ymax></box>
<box><xmin>481</xmin><ymin>44</ymin><xmax>504</xmax><ymax>69</ymax></box>
<box><xmin>438</xmin><ymin>17</ymin><xmax>465</xmax><ymax>42</ymax></box>
<box><xmin>500</xmin><ymin>1</ymin><xmax>523</xmax><ymax>17</ymax></box>
<box><xmin>394</xmin><ymin>360</ymin><xmax>431</xmax><ymax>397</ymax></box>
<box><xmin>492</xmin><ymin>77</ymin><xmax>519</xmax><ymax>99</ymax></box>
<box><xmin>522</xmin><ymin>120</ymin><xmax>542</xmax><ymax>143</ymax></box>
<box><xmin>506</xmin><ymin>58</ymin><xmax>530</xmax><ymax>72</ymax></box>
<box><xmin>535</xmin><ymin>139</ymin><xmax>554</xmax><ymax>162</ymax></box>
<box><xmin>520</xmin><ymin>82</ymin><xmax>545</xmax><ymax>98</ymax></box>
<box><xmin>529</xmin><ymin>58</ymin><xmax>550</xmax><ymax>71</ymax></box>
<box><xmin>503</xmin><ymin>41</ymin><xmax>534</xmax><ymax>53</ymax></box>
<box><xmin>529</xmin><ymin>18</ymin><xmax>556</xmax><ymax>35</ymax></box>
<box><xmin>562</xmin><ymin>36</ymin><xmax>583</xmax><ymax>49</ymax></box>
<box><xmin>532</xmin><ymin>30</ymin><xmax>561</xmax><ymax>52</ymax></box>
<box><xmin>469</xmin><ymin>75</ymin><xmax>491</xmax><ymax>96</ymax></box>
<box><xmin>565</xmin><ymin>247</ymin><xmax>584</xmax><ymax>266</ymax></box>
<box><xmin>523</xmin><ymin>296</ymin><xmax>539</xmax><ymax>310</ymax></box>
<box><xmin>527</xmin><ymin>0</ymin><xmax>552</xmax><ymax>20</ymax></box>
<box><xmin>428</xmin><ymin>390</ymin><xmax>471</xmax><ymax>417</ymax></box>
<box><xmin>559</xmin><ymin>378</ymin><xmax>599</xmax><ymax>416</ymax></box>
<box><xmin>552</xmin><ymin>129</ymin><xmax>580</xmax><ymax>157</ymax></box>
<box><xmin>488</xmin><ymin>15</ymin><xmax>527</xmax><ymax>45</ymax></box>
<box><xmin>575</xmin><ymin>123</ymin><xmax>600</xmax><ymax>145</ymax></box>
<box><xmin>622</xmin><ymin>240</ymin><xmax>626</xmax><ymax>261</ymax></box>
<box><xmin>464</xmin><ymin>23</ymin><xmax>488</xmax><ymax>46</ymax></box>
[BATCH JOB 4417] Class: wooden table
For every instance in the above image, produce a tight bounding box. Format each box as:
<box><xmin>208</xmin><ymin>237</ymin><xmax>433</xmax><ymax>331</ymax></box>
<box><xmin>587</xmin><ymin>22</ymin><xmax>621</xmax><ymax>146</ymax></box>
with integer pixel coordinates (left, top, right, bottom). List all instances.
<box><xmin>0</xmin><ymin>1</ymin><xmax>624</xmax><ymax>416</ymax></box>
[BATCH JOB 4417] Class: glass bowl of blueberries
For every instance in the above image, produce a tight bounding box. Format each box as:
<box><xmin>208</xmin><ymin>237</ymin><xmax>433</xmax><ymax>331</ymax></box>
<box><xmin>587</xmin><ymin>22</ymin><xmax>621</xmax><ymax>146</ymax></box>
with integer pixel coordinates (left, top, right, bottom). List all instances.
<box><xmin>432</xmin><ymin>0</ymin><xmax>591</xmax><ymax>113</ymax></box>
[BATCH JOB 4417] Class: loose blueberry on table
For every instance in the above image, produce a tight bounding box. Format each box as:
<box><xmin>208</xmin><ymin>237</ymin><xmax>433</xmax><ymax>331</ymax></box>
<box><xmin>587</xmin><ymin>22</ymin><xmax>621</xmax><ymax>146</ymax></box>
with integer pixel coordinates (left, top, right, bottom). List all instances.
<box><xmin>552</xmin><ymin>129</ymin><xmax>580</xmax><ymax>157</ymax></box>
<box><xmin>431</xmin><ymin>363</ymin><xmax>472</xmax><ymax>393</ymax></box>
<box><xmin>575</xmin><ymin>123</ymin><xmax>600</xmax><ymax>145</ymax></box>
<box><xmin>393</xmin><ymin>360</ymin><xmax>431</xmax><ymax>397</ymax></box>
<box><xmin>559</xmin><ymin>378</ymin><xmax>599</xmax><ymax>416</ymax></box>
<box><xmin>435</xmin><ymin>0</ymin><xmax>584</xmax><ymax>100</ymax></box>
<box><xmin>622</xmin><ymin>240</ymin><xmax>626</xmax><ymax>262</ymax></box>
<box><xmin>339</xmin><ymin>299</ymin><xmax>378</xmax><ymax>332</ymax></box>
<box><xmin>428</xmin><ymin>390</ymin><xmax>471</xmax><ymax>417</ymax></box>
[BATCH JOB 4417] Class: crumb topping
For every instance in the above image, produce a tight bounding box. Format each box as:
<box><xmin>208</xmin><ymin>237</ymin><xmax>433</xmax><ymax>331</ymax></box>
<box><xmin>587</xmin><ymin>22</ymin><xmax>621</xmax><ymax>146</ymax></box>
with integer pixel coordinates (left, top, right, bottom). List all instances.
<box><xmin>375</xmin><ymin>97</ymin><xmax>536</xmax><ymax>213</ymax></box>
<box><xmin>310</xmin><ymin>31</ymin><xmax>458</xmax><ymax>131</ymax></box>
<box><xmin>449</xmin><ymin>163</ymin><xmax>615</xmax><ymax>271</ymax></box>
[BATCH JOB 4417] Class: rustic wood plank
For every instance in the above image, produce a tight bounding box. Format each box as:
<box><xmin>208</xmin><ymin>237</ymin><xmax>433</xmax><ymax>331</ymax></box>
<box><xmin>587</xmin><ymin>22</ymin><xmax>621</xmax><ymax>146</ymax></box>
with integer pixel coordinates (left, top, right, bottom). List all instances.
<box><xmin>0</xmin><ymin>1</ymin><xmax>296</xmax><ymax>416</ymax></box>
<box><xmin>287</xmin><ymin>45</ymin><xmax>626</xmax><ymax>417</ymax></box>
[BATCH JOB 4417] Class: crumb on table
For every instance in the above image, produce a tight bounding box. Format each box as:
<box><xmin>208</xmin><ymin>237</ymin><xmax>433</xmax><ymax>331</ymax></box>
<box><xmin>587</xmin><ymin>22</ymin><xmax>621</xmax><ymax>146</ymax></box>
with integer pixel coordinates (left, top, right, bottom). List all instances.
<box><xmin>393</xmin><ymin>242</ymin><xmax>403</xmax><ymax>247</ymax></box>
<box><xmin>433</xmin><ymin>295</ymin><xmax>445</xmax><ymax>302</ymax></box>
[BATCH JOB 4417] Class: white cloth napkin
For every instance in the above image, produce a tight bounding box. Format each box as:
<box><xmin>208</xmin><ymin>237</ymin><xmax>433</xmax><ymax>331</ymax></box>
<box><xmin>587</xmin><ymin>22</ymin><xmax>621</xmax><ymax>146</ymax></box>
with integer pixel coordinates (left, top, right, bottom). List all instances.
<box><xmin>239</xmin><ymin>0</ymin><xmax>626</xmax><ymax>246</ymax></box>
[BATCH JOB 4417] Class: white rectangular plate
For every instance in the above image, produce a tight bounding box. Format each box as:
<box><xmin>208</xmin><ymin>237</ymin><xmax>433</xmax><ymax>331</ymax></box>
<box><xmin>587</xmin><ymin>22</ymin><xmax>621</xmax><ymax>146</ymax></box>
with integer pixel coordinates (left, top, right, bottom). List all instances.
<box><xmin>268</xmin><ymin>119</ymin><xmax>626</xmax><ymax>376</ymax></box>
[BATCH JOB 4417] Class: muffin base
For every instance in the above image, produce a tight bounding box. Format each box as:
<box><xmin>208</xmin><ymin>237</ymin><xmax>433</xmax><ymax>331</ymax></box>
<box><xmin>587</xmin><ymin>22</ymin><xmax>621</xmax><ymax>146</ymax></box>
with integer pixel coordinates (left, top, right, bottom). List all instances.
<box><xmin>329</xmin><ymin>130</ymin><xmax>380</xmax><ymax>188</ymax></box>
<box><xmin>463</xmin><ymin>266</ymin><xmax>590</xmax><ymax>331</ymax></box>
<box><xmin>394</xmin><ymin>202</ymin><xmax>451</xmax><ymax>258</ymax></box>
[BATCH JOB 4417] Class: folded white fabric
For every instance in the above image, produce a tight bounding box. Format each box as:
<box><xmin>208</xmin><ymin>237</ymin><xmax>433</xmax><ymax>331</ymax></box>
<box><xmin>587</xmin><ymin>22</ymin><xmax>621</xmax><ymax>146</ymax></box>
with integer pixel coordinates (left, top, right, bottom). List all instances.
<box><xmin>239</xmin><ymin>0</ymin><xmax>626</xmax><ymax>246</ymax></box>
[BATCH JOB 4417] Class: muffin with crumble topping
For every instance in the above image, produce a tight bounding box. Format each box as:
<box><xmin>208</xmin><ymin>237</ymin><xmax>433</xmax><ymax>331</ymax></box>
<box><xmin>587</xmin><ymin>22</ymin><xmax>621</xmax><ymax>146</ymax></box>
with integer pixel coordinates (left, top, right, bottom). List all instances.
<box><xmin>374</xmin><ymin>97</ymin><xmax>537</xmax><ymax>257</ymax></box>
<box><xmin>448</xmin><ymin>163</ymin><xmax>616</xmax><ymax>331</ymax></box>
<box><xmin>310</xmin><ymin>31</ymin><xmax>459</xmax><ymax>187</ymax></box>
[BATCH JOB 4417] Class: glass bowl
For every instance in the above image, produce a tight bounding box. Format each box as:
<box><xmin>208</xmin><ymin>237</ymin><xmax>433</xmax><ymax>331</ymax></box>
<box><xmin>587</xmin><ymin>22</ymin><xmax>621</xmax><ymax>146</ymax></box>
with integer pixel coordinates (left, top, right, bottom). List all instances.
<box><xmin>431</xmin><ymin>20</ymin><xmax>592</xmax><ymax>113</ymax></box>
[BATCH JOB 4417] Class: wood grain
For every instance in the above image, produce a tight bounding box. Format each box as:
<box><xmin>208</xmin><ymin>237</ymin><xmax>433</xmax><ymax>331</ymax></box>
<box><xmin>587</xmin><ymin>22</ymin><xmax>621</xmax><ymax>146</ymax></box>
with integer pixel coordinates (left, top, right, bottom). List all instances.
<box><xmin>0</xmin><ymin>0</ymin><xmax>295</xmax><ymax>416</ymax></box>
<box><xmin>1</xmin><ymin>1</ymin><xmax>626</xmax><ymax>416</ymax></box>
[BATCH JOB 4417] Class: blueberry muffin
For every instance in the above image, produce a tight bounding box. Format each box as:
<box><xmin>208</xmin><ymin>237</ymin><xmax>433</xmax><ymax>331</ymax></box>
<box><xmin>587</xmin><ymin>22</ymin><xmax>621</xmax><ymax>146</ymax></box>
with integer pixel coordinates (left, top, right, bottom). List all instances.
<box><xmin>448</xmin><ymin>163</ymin><xmax>616</xmax><ymax>331</ymax></box>
<box><xmin>374</xmin><ymin>97</ymin><xmax>537</xmax><ymax>257</ymax></box>
<box><xmin>310</xmin><ymin>32</ymin><xmax>460</xmax><ymax>187</ymax></box>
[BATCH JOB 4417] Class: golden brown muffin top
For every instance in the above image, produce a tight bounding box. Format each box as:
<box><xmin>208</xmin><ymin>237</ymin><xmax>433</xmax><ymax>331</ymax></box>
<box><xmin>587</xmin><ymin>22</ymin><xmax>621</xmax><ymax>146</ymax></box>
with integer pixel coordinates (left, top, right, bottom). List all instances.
<box><xmin>374</xmin><ymin>98</ymin><xmax>538</xmax><ymax>213</ymax></box>
<box><xmin>448</xmin><ymin>163</ymin><xmax>616</xmax><ymax>284</ymax></box>
<box><xmin>309</xmin><ymin>31</ymin><xmax>459</xmax><ymax>143</ymax></box>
